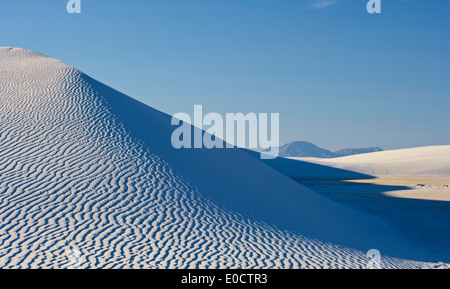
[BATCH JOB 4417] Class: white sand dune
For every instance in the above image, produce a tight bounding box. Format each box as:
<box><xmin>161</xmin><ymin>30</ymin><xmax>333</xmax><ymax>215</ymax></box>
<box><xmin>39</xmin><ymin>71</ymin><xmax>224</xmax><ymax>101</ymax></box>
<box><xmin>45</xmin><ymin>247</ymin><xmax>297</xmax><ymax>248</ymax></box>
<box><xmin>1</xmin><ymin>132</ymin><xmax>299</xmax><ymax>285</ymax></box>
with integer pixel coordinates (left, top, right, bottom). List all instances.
<box><xmin>287</xmin><ymin>146</ymin><xmax>450</xmax><ymax>179</ymax></box>
<box><xmin>0</xmin><ymin>47</ymin><xmax>445</xmax><ymax>268</ymax></box>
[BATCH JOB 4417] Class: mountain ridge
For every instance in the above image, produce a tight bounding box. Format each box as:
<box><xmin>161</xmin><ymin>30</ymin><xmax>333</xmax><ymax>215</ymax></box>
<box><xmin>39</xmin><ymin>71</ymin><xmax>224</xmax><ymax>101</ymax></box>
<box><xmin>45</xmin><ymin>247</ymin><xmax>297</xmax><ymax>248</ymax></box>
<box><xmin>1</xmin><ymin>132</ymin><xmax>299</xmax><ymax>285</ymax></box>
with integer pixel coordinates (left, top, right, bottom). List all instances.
<box><xmin>278</xmin><ymin>141</ymin><xmax>383</xmax><ymax>158</ymax></box>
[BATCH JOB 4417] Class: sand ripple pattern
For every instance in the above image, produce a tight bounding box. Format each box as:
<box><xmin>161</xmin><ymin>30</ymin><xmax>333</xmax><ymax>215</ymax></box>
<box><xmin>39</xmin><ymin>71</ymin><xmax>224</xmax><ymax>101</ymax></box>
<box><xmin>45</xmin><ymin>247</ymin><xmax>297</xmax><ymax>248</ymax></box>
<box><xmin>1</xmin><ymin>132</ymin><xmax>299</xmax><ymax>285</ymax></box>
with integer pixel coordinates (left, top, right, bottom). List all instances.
<box><xmin>0</xmin><ymin>47</ymin><xmax>438</xmax><ymax>268</ymax></box>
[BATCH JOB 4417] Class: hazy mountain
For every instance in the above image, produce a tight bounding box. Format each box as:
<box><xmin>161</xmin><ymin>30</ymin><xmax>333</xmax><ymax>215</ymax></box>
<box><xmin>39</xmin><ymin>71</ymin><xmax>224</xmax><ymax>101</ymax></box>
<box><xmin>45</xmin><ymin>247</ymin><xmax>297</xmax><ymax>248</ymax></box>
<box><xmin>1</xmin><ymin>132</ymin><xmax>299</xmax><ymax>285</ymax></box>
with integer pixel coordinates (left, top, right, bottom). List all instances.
<box><xmin>278</xmin><ymin>141</ymin><xmax>334</xmax><ymax>158</ymax></box>
<box><xmin>277</xmin><ymin>141</ymin><xmax>383</xmax><ymax>158</ymax></box>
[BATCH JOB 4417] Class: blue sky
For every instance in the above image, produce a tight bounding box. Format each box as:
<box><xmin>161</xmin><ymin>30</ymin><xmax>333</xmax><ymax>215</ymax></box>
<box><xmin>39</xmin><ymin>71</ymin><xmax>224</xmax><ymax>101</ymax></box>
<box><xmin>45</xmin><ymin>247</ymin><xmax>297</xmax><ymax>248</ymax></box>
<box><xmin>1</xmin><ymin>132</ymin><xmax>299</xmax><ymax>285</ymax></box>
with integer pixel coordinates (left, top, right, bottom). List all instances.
<box><xmin>1</xmin><ymin>0</ymin><xmax>449</xmax><ymax>150</ymax></box>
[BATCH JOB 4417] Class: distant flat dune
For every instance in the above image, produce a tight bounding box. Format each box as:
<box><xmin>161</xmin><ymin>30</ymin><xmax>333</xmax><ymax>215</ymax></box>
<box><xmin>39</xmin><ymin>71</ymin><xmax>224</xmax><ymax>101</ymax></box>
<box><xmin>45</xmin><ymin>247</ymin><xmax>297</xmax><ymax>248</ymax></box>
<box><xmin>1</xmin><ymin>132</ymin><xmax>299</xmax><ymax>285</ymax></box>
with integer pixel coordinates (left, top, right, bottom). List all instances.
<box><xmin>289</xmin><ymin>146</ymin><xmax>450</xmax><ymax>178</ymax></box>
<box><xmin>343</xmin><ymin>178</ymin><xmax>450</xmax><ymax>202</ymax></box>
<box><xmin>297</xmin><ymin>178</ymin><xmax>450</xmax><ymax>202</ymax></box>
